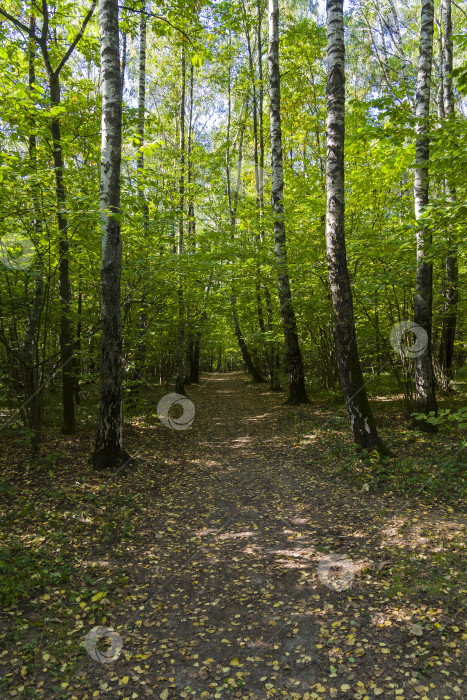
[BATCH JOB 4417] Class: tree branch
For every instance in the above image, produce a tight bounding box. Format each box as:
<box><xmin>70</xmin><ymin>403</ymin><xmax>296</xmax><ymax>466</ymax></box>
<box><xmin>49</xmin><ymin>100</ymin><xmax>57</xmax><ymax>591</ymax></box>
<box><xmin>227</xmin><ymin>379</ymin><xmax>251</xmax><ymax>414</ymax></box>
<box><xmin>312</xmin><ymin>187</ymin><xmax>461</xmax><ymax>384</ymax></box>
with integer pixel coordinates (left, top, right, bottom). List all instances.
<box><xmin>119</xmin><ymin>5</ymin><xmax>195</xmax><ymax>48</ymax></box>
<box><xmin>452</xmin><ymin>1</ymin><xmax>467</xmax><ymax>20</ymax></box>
<box><xmin>41</xmin><ymin>0</ymin><xmax>48</xmax><ymax>43</ymax></box>
<box><xmin>0</xmin><ymin>7</ymin><xmax>34</xmax><ymax>37</ymax></box>
<box><xmin>54</xmin><ymin>0</ymin><xmax>97</xmax><ymax>77</ymax></box>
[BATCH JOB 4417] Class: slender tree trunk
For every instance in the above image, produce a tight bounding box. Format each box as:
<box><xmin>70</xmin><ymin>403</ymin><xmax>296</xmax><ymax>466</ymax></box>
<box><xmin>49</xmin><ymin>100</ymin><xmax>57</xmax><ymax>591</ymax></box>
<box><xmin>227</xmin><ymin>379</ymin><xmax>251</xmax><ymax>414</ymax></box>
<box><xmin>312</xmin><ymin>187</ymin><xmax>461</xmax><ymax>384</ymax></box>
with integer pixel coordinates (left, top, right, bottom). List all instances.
<box><xmin>0</xmin><ymin>4</ymin><xmax>96</xmax><ymax>433</ymax></box>
<box><xmin>131</xmin><ymin>6</ymin><xmax>149</xmax><ymax>400</ymax></box>
<box><xmin>74</xmin><ymin>275</ymin><xmax>82</xmax><ymax>404</ymax></box>
<box><xmin>184</xmin><ymin>64</ymin><xmax>196</xmax><ymax>386</ymax></box>
<box><xmin>413</xmin><ymin>0</ymin><xmax>438</xmax><ymax>429</ymax></box>
<box><xmin>439</xmin><ymin>0</ymin><xmax>458</xmax><ymax>380</ymax></box>
<box><xmin>174</xmin><ymin>43</ymin><xmax>186</xmax><ymax>395</ymax></box>
<box><xmin>121</xmin><ymin>30</ymin><xmax>127</xmax><ymax>99</ymax></box>
<box><xmin>257</xmin><ymin>0</ymin><xmax>281</xmax><ymax>391</ymax></box>
<box><xmin>92</xmin><ymin>0</ymin><xmax>130</xmax><ymax>470</ymax></box>
<box><xmin>243</xmin><ymin>2</ymin><xmax>281</xmax><ymax>391</ymax></box>
<box><xmin>231</xmin><ymin>293</ymin><xmax>265</xmax><ymax>382</ymax></box>
<box><xmin>190</xmin><ymin>334</ymin><xmax>201</xmax><ymax>383</ymax></box>
<box><xmin>225</xmin><ymin>44</ymin><xmax>265</xmax><ymax>384</ymax></box>
<box><xmin>187</xmin><ymin>63</ymin><xmax>195</xmax><ymax>242</ymax></box>
<box><xmin>184</xmin><ymin>330</ymin><xmax>192</xmax><ymax>385</ymax></box>
<box><xmin>268</xmin><ymin>0</ymin><xmax>308</xmax><ymax>403</ymax></box>
<box><xmin>20</xmin><ymin>18</ymin><xmax>45</xmax><ymax>453</ymax></box>
<box><xmin>48</xmin><ymin>73</ymin><xmax>75</xmax><ymax>434</ymax></box>
<box><xmin>190</xmin><ymin>277</ymin><xmax>211</xmax><ymax>383</ymax></box>
<box><xmin>21</xmin><ymin>272</ymin><xmax>44</xmax><ymax>451</ymax></box>
<box><xmin>31</xmin><ymin>2</ymin><xmax>96</xmax><ymax>434</ymax></box>
<box><xmin>325</xmin><ymin>0</ymin><xmax>390</xmax><ymax>454</ymax></box>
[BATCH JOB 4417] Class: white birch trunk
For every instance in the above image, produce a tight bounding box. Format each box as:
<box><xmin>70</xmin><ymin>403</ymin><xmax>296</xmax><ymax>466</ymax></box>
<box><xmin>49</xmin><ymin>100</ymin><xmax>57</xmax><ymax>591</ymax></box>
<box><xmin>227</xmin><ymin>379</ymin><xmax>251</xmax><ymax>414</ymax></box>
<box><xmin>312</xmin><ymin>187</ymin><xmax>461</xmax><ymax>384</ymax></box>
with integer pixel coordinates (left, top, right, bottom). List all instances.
<box><xmin>325</xmin><ymin>0</ymin><xmax>389</xmax><ymax>454</ymax></box>
<box><xmin>92</xmin><ymin>0</ymin><xmax>128</xmax><ymax>469</ymax></box>
<box><xmin>22</xmin><ymin>18</ymin><xmax>45</xmax><ymax>452</ymax></box>
<box><xmin>175</xmin><ymin>43</ymin><xmax>186</xmax><ymax>395</ymax></box>
<box><xmin>268</xmin><ymin>0</ymin><xmax>308</xmax><ymax>404</ymax></box>
<box><xmin>439</xmin><ymin>0</ymin><xmax>458</xmax><ymax>378</ymax></box>
<box><xmin>131</xmin><ymin>5</ymin><xmax>149</xmax><ymax>399</ymax></box>
<box><xmin>413</xmin><ymin>0</ymin><xmax>438</xmax><ymax>427</ymax></box>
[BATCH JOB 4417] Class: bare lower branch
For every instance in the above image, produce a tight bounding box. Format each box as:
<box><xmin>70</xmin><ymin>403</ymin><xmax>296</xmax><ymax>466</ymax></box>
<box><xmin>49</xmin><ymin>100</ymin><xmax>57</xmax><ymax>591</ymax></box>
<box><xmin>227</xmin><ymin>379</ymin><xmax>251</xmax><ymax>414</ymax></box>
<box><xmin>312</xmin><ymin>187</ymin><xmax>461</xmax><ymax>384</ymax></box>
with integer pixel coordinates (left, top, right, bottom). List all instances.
<box><xmin>54</xmin><ymin>0</ymin><xmax>97</xmax><ymax>76</ymax></box>
<box><xmin>0</xmin><ymin>7</ymin><xmax>33</xmax><ymax>37</ymax></box>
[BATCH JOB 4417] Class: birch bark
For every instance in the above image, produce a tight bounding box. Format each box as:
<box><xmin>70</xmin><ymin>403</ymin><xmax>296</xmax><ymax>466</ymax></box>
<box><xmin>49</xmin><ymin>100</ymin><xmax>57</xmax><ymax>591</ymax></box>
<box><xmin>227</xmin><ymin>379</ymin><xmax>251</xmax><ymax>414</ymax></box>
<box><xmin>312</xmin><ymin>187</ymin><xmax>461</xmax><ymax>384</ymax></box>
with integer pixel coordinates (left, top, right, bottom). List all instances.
<box><xmin>92</xmin><ymin>0</ymin><xmax>130</xmax><ymax>469</ymax></box>
<box><xmin>268</xmin><ymin>0</ymin><xmax>308</xmax><ymax>404</ymax></box>
<box><xmin>22</xmin><ymin>17</ymin><xmax>45</xmax><ymax>452</ymax></box>
<box><xmin>413</xmin><ymin>0</ymin><xmax>438</xmax><ymax>427</ymax></box>
<box><xmin>439</xmin><ymin>0</ymin><xmax>458</xmax><ymax>380</ymax></box>
<box><xmin>325</xmin><ymin>0</ymin><xmax>390</xmax><ymax>454</ymax></box>
<box><xmin>225</xmin><ymin>45</ymin><xmax>265</xmax><ymax>383</ymax></box>
<box><xmin>175</xmin><ymin>43</ymin><xmax>186</xmax><ymax>395</ymax></box>
<box><xmin>131</xmin><ymin>5</ymin><xmax>149</xmax><ymax>399</ymax></box>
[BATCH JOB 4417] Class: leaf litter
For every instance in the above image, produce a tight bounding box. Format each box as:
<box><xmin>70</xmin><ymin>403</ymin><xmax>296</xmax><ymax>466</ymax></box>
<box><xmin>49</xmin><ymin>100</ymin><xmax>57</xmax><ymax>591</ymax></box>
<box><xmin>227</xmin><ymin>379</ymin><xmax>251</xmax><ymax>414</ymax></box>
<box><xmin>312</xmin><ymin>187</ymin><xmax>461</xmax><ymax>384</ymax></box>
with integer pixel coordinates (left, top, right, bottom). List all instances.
<box><xmin>0</xmin><ymin>372</ymin><xmax>465</xmax><ymax>699</ymax></box>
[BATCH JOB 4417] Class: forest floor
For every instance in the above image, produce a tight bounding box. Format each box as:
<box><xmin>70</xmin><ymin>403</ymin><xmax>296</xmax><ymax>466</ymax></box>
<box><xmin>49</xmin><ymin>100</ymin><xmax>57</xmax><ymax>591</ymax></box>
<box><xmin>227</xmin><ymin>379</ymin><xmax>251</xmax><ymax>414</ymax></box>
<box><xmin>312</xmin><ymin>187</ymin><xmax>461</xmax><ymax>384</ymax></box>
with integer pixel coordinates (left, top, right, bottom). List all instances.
<box><xmin>0</xmin><ymin>372</ymin><xmax>466</xmax><ymax>700</ymax></box>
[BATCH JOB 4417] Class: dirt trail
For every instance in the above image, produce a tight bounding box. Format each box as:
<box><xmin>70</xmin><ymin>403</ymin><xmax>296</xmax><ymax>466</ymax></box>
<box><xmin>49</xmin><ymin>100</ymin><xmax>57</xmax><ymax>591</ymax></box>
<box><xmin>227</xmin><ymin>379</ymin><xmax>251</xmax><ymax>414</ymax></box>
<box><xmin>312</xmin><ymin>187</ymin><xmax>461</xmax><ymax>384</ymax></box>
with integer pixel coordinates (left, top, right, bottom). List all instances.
<box><xmin>82</xmin><ymin>372</ymin><xmax>463</xmax><ymax>699</ymax></box>
<box><xmin>3</xmin><ymin>372</ymin><xmax>463</xmax><ymax>699</ymax></box>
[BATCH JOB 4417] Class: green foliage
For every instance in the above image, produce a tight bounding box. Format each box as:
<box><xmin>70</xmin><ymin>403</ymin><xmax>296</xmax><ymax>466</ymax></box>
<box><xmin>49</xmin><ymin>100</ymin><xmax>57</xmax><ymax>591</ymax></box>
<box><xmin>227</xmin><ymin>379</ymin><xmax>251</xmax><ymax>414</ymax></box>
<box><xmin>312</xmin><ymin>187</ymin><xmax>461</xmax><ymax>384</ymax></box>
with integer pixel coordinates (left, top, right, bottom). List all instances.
<box><xmin>411</xmin><ymin>407</ymin><xmax>467</xmax><ymax>430</ymax></box>
<box><xmin>0</xmin><ymin>540</ymin><xmax>72</xmax><ymax>606</ymax></box>
<box><xmin>343</xmin><ymin>443</ymin><xmax>466</xmax><ymax>505</ymax></box>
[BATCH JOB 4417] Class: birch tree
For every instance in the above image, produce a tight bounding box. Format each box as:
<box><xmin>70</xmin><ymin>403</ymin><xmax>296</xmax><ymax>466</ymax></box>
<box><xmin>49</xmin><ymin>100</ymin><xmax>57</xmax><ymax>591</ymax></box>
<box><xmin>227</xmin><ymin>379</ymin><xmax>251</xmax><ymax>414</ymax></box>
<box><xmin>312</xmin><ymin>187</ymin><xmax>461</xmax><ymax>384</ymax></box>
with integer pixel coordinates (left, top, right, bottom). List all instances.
<box><xmin>439</xmin><ymin>0</ymin><xmax>458</xmax><ymax>380</ymax></box>
<box><xmin>174</xmin><ymin>42</ymin><xmax>187</xmax><ymax>395</ymax></box>
<box><xmin>22</xmin><ymin>17</ymin><xmax>45</xmax><ymax>452</ymax></box>
<box><xmin>225</xmin><ymin>40</ymin><xmax>265</xmax><ymax>384</ymax></box>
<box><xmin>268</xmin><ymin>0</ymin><xmax>309</xmax><ymax>404</ymax></box>
<box><xmin>0</xmin><ymin>1</ymin><xmax>96</xmax><ymax>434</ymax></box>
<box><xmin>242</xmin><ymin>0</ymin><xmax>281</xmax><ymax>391</ymax></box>
<box><xmin>131</xmin><ymin>3</ymin><xmax>149</xmax><ymax>400</ymax></box>
<box><xmin>92</xmin><ymin>0</ymin><xmax>130</xmax><ymax>470</ymax></box>
<box><xmin>325</xmin><ymin>0</ymin><xmax>390</xmax><ymax>454</ymax></box>
<box><xmin>413</xmin><ymin>0</ymin><xmax>438</xmax><ymax>428</ymax></box>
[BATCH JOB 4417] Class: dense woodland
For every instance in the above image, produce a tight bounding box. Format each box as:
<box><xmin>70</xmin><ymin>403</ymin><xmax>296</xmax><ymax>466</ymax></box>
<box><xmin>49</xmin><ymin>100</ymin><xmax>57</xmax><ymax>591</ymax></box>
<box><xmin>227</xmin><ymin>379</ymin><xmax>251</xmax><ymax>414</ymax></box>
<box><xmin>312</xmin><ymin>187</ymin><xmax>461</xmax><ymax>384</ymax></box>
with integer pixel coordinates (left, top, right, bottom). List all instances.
<box><xmin>0</xmin><ymin>0</ymin><xmax>465</xmax><ymax>698</ymax></box>
<box><xmin>0</xmin><ymin>0</ymin><xmax>465</xmax><ymax>458</ymax></box>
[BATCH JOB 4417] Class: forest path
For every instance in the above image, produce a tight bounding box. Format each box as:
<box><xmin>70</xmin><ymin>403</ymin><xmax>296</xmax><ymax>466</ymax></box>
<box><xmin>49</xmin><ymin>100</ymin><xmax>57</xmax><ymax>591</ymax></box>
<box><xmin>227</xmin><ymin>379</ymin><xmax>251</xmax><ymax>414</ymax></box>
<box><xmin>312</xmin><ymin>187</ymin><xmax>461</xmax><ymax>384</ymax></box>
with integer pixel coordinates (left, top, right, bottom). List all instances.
<box><xmin>89</xmin><ymin>371</ymin><xmax>464</xmax><ymax>699</ymax></box>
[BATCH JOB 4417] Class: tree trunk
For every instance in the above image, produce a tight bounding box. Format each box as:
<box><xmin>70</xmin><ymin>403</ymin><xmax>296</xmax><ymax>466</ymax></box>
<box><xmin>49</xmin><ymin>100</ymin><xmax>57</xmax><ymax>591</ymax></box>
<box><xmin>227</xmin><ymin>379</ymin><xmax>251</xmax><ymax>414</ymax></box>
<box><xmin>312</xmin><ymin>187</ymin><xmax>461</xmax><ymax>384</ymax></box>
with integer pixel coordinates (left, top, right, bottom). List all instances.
<box><xmin>190</xmin><ymin>333</ymin><xmax>201</xmax><ymax>383</ymax></box>
<box><xmin>174</xmin><ymin>43</ymin><xmax>186</xmax><ymax>395</ymax></box>
<box><xmin>74</xmin><ymin>276</ymin><xmax>82</xmax><ymax>404</ymax></box>
<box><xmin>325</xmin><ymin>0</ymin><xmax>390</xmax><ymax>454</ymax></box>
<box><xmin>1</xmin><ymin>3</ymin><xmax>97</xmax><ymax>434</ymax></box>
<box><xmin>243</xmin><ymin>2</ymin><xmax>281</xmax><ymax>391</ymax></box>
<box><xmin>187</xmin><ymin>63</ymin><xmax>195</xmax><ymax>242</ymax></box>
<box><xmin>49</xmin><ymin>73</ymin><xmax>76</xmax><ymax>434</ymax></box>
<box><xmin>184</xmin><ymin>331</ymin><xmax>192</xmax><ymax>385</ymax></box>
<box><xmin>21</xmin><ymin>18</ymin><xmax>45</xmax><ymax>453</ymax></box>
<box><xmin>268</xmin><ymin>0</ymin><xmax>308</xmax><ymax>404</ymax></box>
<box><xmin>439</xmin><ymin>0</ymin><xmax>458</xmax><ymax>381</ymax></box>
<box><xmin>121</xmin><ymin>30</ymin><xmax>127</xmax><ymax>98</ymax></box>
<box><xmin>92</xmin><ymin>0</ymin><xmax>130</xmax><ymax>470</ymax></box>
<box><xmin>184</xmin><ymin>64</ymin><xmax>196</xmax><ymax>386</ymax></box>
<box><xmin>257</xmin><ymin>0</ymin><xmax>281</xmax><ymax>392</ymax></box>
<box><xmin>413</xmin><ymin>0</ymin><xmax>438</xmax><ymax>430</ymax></box>
<box><xmin>231</xmin><ymin>292</ymin><xmax>266</xmax><ymax>382</ymax></box>
<box><xmin>225</xmin><ymin>43</ymin><xmax>265</xmax><ymax>384</ymax></box>
<box><xmin>131</xmin><ymin>5</ymin><xmax>149</xmax><ymax>401</ymax></box>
